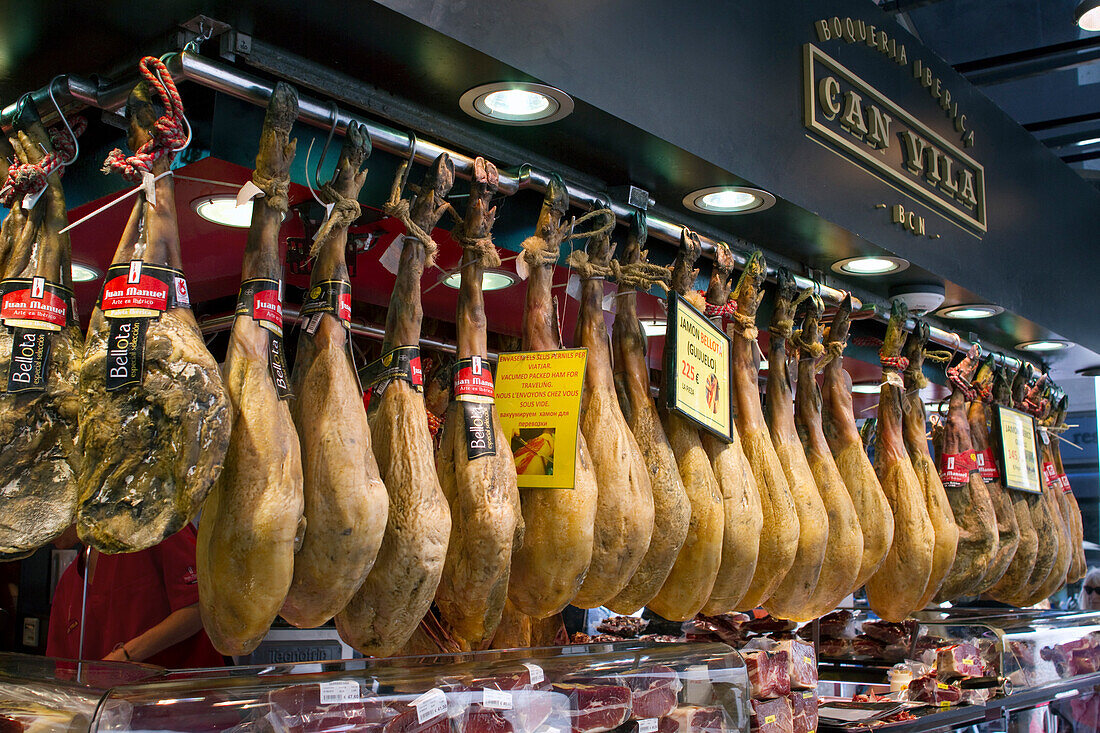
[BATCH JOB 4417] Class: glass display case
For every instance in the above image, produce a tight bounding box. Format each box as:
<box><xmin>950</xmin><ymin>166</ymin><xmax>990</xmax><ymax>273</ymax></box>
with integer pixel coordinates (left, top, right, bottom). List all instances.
<box><xmin>0</xmin><ymin>641</ymin><xmax>748</xmax><ymax>733</ymax></box>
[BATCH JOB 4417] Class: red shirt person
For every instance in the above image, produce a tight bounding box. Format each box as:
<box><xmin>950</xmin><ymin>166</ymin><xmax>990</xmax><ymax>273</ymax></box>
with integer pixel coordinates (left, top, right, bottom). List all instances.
<box><xmin>47</xmin><ymin>525</ymin><xmax>224</xmax><ymax>668</ymax></box>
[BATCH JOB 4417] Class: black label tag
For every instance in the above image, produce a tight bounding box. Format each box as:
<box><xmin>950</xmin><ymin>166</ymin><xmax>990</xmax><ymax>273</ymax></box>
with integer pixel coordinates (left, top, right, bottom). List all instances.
<box><xmin>268</xmin><ymin>335</ymin><xmax>293</xmax><ymax>400</ymax></box>
<box><xmin>105</xmin><ymin>318</ymin><xmax>149</xmax><ymax>391</ymax></box>
<box><xmin>360</xmin><ymin>345</ymin><xmax>424</xmax><ymax>393</ymax></box>
<box><xmin>300</xmin><ymin>279</ymin><xmax>352</xmax><ymax>330</ymax></box>
<box><xmin>6</xmin><ymin>328</ymin><xmax>51</xmax><ymax>393</ymax></box>
<box><xmin>463</xmin><ymin>401</ymin><xmax>497</xmax><ymax>460</ymax></box>
<box><xmin>236</xmin><ymin>277</ymin><xmax>285</xmax><ymax>337</ymax></box>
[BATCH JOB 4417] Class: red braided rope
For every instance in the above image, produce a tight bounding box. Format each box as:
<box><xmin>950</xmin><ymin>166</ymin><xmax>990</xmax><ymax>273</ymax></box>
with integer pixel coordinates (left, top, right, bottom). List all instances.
<box><xmin>102</xmin><ymin>57</ymin><xmax>187</xmax><ymax>182</ymax></box>
<box><xmin>0</xmin><ymin>115</ymin><xmax>86</xmax><ymax>207</ymax></box>
<box><xmin>879</xmin><ymin>353</ymin><xmax>909</xmax><ymax>371</ymax></box>
<box><xmin>947</xmin><ymin>365</ymin><xmax>977</xmax><ymax>401</ymax></box>
<box><xmin>426</xmin><ymin>409</ymin><xmax>444</xmax><ymax>438</ymax></box>
<box><xmin>703</xmin><ymin>298</ymin><xmax>737</xmax><ymax>317</ymax></box>
<box><xmin>978</xmin><ymin>382</ymin><xmax>994</xmax><ymax>404</ymax></box>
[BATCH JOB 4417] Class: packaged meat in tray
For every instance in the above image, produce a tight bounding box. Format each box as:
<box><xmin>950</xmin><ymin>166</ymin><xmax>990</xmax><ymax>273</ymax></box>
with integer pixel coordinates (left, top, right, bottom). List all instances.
<box><xmin>773</xmin><ymin>640</ymin><xmax>817</xmax><ymax>690</ymax></box>
<box><xmin>552</xmin><ymin>683</ymin><xmax>633</xmax><ymax>733</ymax></box>
<box><xmin>743</xmin><ymin>651</ymin><xmax>791</xmax><ymax>699</ymax></box>
<box><xmin>789</xmin><ymin>691</ymin><xmax>817</xmax><ymax>733</ymax></box>
<box><xmin>750</xmin><ymin>697</ymin><xmax>793</xmax><ymax>733</ymax></box>
<box><xmin>621</xmin><ymin>666</ymin><xmax>682</xmax><ymax>719</ymax></box>
<box><xmin>267</xmin><ymin>680</ymin><xmax>392</xmax><ymax>733</ymax></box>
<box><xmin>936</xmin><ymin>643</ymin><xmax>987</xmax><ymax>680</ymax></box>
<box><xmin>449</xmin><ymin>686</ymin><xmax>566</xmax><ymax>733</ymax></box>
<box><xmin>906</xmin><ymin>674</ymin><xmax>962</xmax><ymax>707</ymax></box>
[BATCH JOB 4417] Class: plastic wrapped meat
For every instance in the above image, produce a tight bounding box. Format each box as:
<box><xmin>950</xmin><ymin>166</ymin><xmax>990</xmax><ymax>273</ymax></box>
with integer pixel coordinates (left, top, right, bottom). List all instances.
<box><xmin>750</xmin><ymin>698</ymin><xmax>793</xmax><ymax>733</ymax></box>
<box><xmin>448</xmin><ymin>688</ymin><xmax>560</xmax><ymax>733</ymax></box>
<box><xmin>937</xmin><ymin>643</ymin><xmax>987</xmax><ymax>680</ymax></box>
<box><xmin>695</xmin><ymin>613</ymin><xmax>749</xmax><ymax>646</ymax></box>
<box><xmin>622</xmin><ymin>666</ymin><xmax>681</xmax><ymax>719</ymax></box>
<box><xmin>860</xmin><ymin>620</ymin><xmax>917</xmax><ymax>646</ymax></box>
<box><xmin>383</xmin><ymin>694</ymin><xmax>452</xmax><ymax>733</ymax></box>
<box><xmin>789</xmin><ymin>692</ymin><xmax>817</xmax><ymax>733</ymax></box>
<box><xmin>551</xmin><ymin>683</ymin><xmax>632</xmax><ymax>733</ymax></box>
<box><xmin>819</xmin><ymin>638</ymin><xmax>852</xmax><ymax>658</ymax></box>
<box><xmin>1042</xmin><ymin>635</ymin><xmax>1100</xmax><ymax>677</ymax></box>
<box><xmin>666</xmin><ymin>706</ymin><xmax>727</xmax><ymax>733</ymax></box>
<box><xmin>597</xmin><ymin>616</ymin><xmax>650</xmax><ymax>639</ymax></box>
<box><xmin>907</xmin><ymin>675</ymin><xmax>962</xmax><ymax>706</ymax></box>
<box><xmin>744</xmin><ymin>651</ymin><xmax>791</xmax><ymax>699</ymax></box>
<box><xmin>773</xmin><ymin>640</ymin><xmax>816</xmax><ymax>690</ymax></box>
<box><xmin>267</xmin><ymin>682</ymin><xmax>393</xmax><ymax>733</ymax></box>
<box><xmin>816</xmin><ymin>610</ymin><xmax>853</xmax><ymax>640</ymax></box>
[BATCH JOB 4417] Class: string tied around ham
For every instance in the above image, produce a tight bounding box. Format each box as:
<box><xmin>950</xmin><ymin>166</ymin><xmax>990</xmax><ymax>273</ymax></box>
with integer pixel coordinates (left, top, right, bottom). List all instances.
<box><xmin>102</xmin><ymin>57</ymin><xmax>190</xmax><ymax>183</ymax></box>
<box><xmin>791</xmin><ymin>327</ymin><xmax>825</xmax><ymax>359</ymax></box>
<box><xmin>453</xmin><ymin>226</ymin><xmax>501</xmax><ymax>267</ymax></box>
<box><xmin>617</xmin><ymin>260</ymin><xmax>671</xmax><ymax>293</ymax></box>
<box><xmin>730</xmin><ymin>310</ymin><xmax>759</xmax><ymax>342</ymax></box>
<box><xmin>566</xmin><ymin>249</ymin><xmax>617</xmax><ymax>280</ymax></box>
<box><xmin>946</xmin><ymin>363</ymin><xmax>978</xmax><ymax>401</ymax></box>
<box><xmin>309</xmin><ymin>182</ymin><xmax>362</xmax><ymax>257</ymax></box>
<box><xmin>0</xmin><ymin>115</ymin><xmax>86</xmax><ymax>207</ymax></box>
<box><xmin>383</xmin><ymin>160</ymin><xmax>454</xmax><ymax>268</ymax></box>
<box><xmin>250</xmin><ymin>171</ymin><xmax>290</xmax><ymax>214</ymax></box>
<box><xmin>521</xmin><ymin>235</ymin><xmax>561</xmax><ymax>268</ymax></box>
<box><xmin>815</xmin><ymin>338</ymin><xmax>846</xmax><ymax>372</ymax></box>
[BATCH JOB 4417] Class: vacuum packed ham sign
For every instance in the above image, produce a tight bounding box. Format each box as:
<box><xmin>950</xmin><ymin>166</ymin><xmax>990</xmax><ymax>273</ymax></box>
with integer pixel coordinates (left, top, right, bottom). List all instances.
<box><xmin>803</xmin><ymin>44</ymin><xmax>987</xmax><ymax>234</ymax></box>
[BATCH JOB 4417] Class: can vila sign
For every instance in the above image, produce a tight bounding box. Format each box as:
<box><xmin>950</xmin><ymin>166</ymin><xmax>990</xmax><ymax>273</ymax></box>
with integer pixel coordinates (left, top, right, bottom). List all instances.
<box><xmin>664</xmin><ymin>293</ymin><xmax>732</xmax><ymax>442</ymax></box>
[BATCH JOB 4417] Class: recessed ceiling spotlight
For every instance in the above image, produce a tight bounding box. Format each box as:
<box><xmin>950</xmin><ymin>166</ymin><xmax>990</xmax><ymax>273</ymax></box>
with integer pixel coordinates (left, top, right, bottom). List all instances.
<box><xmin>1075</xmin><ymin>136</ymin><xmax>1100</xmax><ymax>147</ymax></box>
<box><xmin>71</xmin><ymin>262</ymin><xmax>101</xmax><ymax>283</ymax></box>
<box><xmin>1076</xmin><ymin>0</ymin><xmax>1100</xmax><ymax>31</ymax></box>
<box><xmin>682</xmin><ymin>186</ymin><xmax>776</xmax><ymax>215</ymax></box>
<box><xmin>831</xmin><ymin>255</ymin><xmax>910</xmax><ymax>276</ymax></box>
<box><xmin>193</xmin><ymin>195</ymin><xmax>256</xmax><ymax>228</ymax></box>
<box><xmin>459</xmin><ymin>82</ymin><xmax>574</xmax><ymax>125</ymax></box>
<box><xmin>1016</xmin><ymin>339</ymin><xmax>1074</xmax><ymax>352</ymax></box>
<box><xmin>852</xmin><ymin>382</ymin><xmax>882</xmax><ymax>394</ymax></box>
<box><xmin>442</xmin><ymin>269</ymin><xmax>517</xmax><ymax>292</ymax></box>
<box><xmin>936</xmin><ymin>303</ymin><xmax>1005</xmax><ymax>320</ymax></box>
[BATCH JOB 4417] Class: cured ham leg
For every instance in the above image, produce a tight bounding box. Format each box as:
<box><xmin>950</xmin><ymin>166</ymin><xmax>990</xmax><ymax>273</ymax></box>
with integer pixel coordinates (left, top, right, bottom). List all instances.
<box><xmin>509</xmin><ymin>175</ymin><xmax>597</xmax><ymax>618</ymax></box>
<box><xmin>866</xmin><ymin>301</ymin><xmax>933</xmax><ymax>621</ymax></box>
<box><xmin>434</xmin><ymin>157</ymin><xmax>522</xmax><ymax>645</ymax></box>
<box><xmin>1053</xmin><ymin>396</ymin><xmax>1086</xmax><ymax>584</ymax></box>
<box><xmin>900</xmin><ymin>323</ymin><xmax>957</xmax><ymax>610</ymax></box>
<box><xmin>198</xmin><ymin>84</ymin><xmax>304</xmax><ymax>654</ymax></box>
<box><xmin>570</xmin><ymin>212</ymin><xmax>654</xmax><ymax>608</ymax></box>
<box><xmin>78</xmin><ymin>70</ymin><xmax>231</xmax><ymax>553</ymax></box>
<box><xmin>336</xmin><ymin>156</ymin><xmax>454</xmax><ymax>656</ymax></box>
<box><xmin>281</xmin><ymin>121</ymin><xmax>389</xmax><ymax>627</ymax></box>
<box><xmin>604</xmin><ymin>215</ymin><xmax>689</xmax><ymax>615</ymax></box>
<box><xmin>700</xmin><ymin>242</ymin><xmax>762</xmax><ymax>614</ymax></box>
<box><xmin>732</xmin><ymin>253</ymin><xmax>798</xmax><ymax>610</ymax></box>
<box><xmin>792</xmin><ymin>296</ymin><xmax>863</xmax><ymax>619</ymax></box>
<box><xmin>1023</xmin><ymin>393</ymin><xmax>1074</xmax><ymax>602</ymax></box>
<box><xmin>761</xmin><ymin>270</ymin><xmax>828</xmax><ymax>622</ymax></box>
<box><xmin>933</xmin><ymin>346</ymin><xmax>999</xmax><ymax>601</ymax></box>
<box><xmin>970</xmin><ymin>358</ymin><xmax>1034</xmax><ymax>595</ymax></box>
<box><xmin>647</xmin><ymin>229</ymin><xmax>723</xmax><ymax>621</ymax></box>
<box><xmin>822</xmin><ymin>296</ymin><xmax>893</xmax><ymax>589</ymax></box>
<box><xmin>0</xmin><ymin>116</ymin><xmax>81</xmax><ymax>558</ymax></box>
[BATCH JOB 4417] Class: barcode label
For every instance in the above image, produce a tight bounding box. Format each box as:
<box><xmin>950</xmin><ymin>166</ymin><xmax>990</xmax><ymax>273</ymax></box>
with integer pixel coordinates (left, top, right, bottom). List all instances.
<box><xmin>413</xmin><ymin>688</ymin><xmax>448</xmax><ymax>723</ymax></box>
<box><xmin>319</xmin><ymin>680</ymin><xmax>360</xmax><ymax>705</ymax></box>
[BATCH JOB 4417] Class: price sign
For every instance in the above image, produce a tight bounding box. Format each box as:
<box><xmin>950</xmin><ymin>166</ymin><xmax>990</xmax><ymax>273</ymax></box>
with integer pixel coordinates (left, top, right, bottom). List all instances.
<box><xmin>993</xmin><ymin>404</ymin><xmax>1042</xmax><ymax>494</ymax></box>
<box><xmin>664</xmin><ymin>293</ymin><xmax>732</xmax><ymax>442</ymax></box>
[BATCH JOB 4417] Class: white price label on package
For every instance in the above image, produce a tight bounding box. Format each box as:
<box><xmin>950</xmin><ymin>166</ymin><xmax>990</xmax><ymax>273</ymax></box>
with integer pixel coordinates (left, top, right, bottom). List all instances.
<box><xmin>637</xmin><ymin>719</ymin><xmax>659</xmax><ymax>733</ymax></box>
<box><xmin>522</xmin><ymin>662</ymin><xmax>545</xmax><ymax>685</ymax></box>
<box><xmin>413</xmin><ymin>688</ymin><xmax>448</xmax><ymax>723</ymax></box>
<box><xmin>319</xmin><ymin>680</ymin><xmax>360</xmax><ymax>705</ymax></box>
<box><xmin>482</xmin><ymin>688</ymin><xmax>513</xmax><ymax>710</ymax></box>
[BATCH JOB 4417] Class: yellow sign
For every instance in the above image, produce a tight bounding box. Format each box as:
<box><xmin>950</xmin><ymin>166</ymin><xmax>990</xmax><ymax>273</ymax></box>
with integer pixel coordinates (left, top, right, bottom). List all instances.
<box><xmin>665</xmin><ymin>294</ymin><xmax>732</xmax><ymax>442</ymax></box>
<box><xmin>495</xmin><ymin>349</ymin><xmax>587</xmax><ymax>489</ymax></box>
<box><xmin>995</xmin><ymin>405</ymin><xmax>1041</xmax><ymax>494</ymax></box>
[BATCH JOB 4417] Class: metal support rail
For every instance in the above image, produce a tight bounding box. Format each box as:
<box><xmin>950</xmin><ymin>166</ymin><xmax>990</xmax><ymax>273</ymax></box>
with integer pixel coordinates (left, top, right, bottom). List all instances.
<box><xmin>0</xmin><ymin>49</ymin><xmax>1028</xmax><ymax>373</ymax></box>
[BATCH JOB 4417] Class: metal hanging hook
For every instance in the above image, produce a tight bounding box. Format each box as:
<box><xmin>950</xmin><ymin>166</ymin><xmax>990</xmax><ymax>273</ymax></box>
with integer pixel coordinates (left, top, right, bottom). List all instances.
<box><xmin>303</xmin><ymin>101</ymin><xmax>340</xmax><ymax>207</ymax></box>
<box><xmin>47</xmin><ymin>75</ymin><xmax>78</xmax><ymax>166</ymax></box>
<box><xmin>183</xmin><ymin>20</ymin><xmax>213</xmax><ymax>54</ymax></box>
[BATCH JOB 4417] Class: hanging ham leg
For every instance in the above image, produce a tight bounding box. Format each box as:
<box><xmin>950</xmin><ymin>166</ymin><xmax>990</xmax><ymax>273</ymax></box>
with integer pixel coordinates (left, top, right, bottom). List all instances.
<box><xmin>1023</xmin><ymin>393</ymin><xmax>1074</xmax><ymax>603</ymax></box>
<box><xmin>433</xmin><ymin>157</ymin><xmax>522</xmax><ymax>646</ymax></box>
<box><xmin>0</xmin><ymin>117</ymin><xmax>81</xmax><ymax>558</ymax></box>
<box><xmin>865</xmin><ymin>301</ymin><xmax>934</xmax><ymax>621</ymax></box>
<box><xmin>508</xmin><ymin>175</ymin><xmax>597</xmax><ymax>619</ymax></box>
<box><xmin>699</xmin><ymin>242</ymin><xmax>762</xmax><ymax>614</ymax></box>
<box><xmin>197</xmin><ymin>84</ymin><xmax>304</xmax><ymax>654</ymax></box>
<box><xmin>77</xmin><ymin>78</ymin><xmax>232</xmax><ymax>553</ymax></box>
<box><xmin>570</xmin><ymin>212</ymin><xmax>655</xmax><ymax>608</ymax></box>
<box><xmin>0</xmin><ymin>134</ymin><xmax>25</xmax><ymax>277</ymax></box>
<box><xmin>647</xmin><ymin>229</ymin><xmax>724</xmax><ymax>621</ymax></box>
<box><xmin>933</xmin><ymin>346</ymin><xmax>999</xmax><ymax>601</ymax></box>
<box><xmin>604</xmin><ymin>215</ymin><xmax>690</xmax><ymax>615</ymax></box>
<box><xmin>336</xmin><ymin>155</ymin><xmax>454</xmax><ymax>656</ymax></box>
<box><xmin>792</xmin><ymin>296</ymin><xmax>863</xmax><ymax>619</ymax></box>
<box><xmin>1052</xmin><ymin>396</ymin><xmax>1086</xmax><ymax>584</ymax></box>
<box><xmin>822</xmin><ymin>296</ymin><xmax>893</xmax><ymax>590</ymax></box>
<box><xmin>969</xmin><ymin>358</ymin><xmax>1032</xmax><ymax>594</ymax></box>
<box><xmin>732</xmin><ymin>253</ymin><xmax>798</xmax><ymax>610</ymax></box>
<box><xmin>900</xmin><ymin>322</ymin><xmax>958</xmax><ymax>610</ymax></box>
<box><xmin>761</xmin><ymin>270</ymin><xmax>828</xmax><ymax>622</ymax></box>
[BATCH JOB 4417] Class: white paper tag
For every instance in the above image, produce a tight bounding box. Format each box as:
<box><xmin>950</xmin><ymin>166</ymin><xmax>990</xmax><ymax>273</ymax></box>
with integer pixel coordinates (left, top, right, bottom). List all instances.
<box><xmin>516</xmin><ymin>254</ymin><xmax>530</xmax><ymax>281</ymax></box>
<box><xmin>1041</xmin><ymin>428</ymin><xmax>1050</xmax><ymax>445</ymax></box>
<box><xmin>482</xmin><ymin>688</ymin><xmax>513</xmax><ymax>710</ymax></box>
<box><xmin>141</xmin><ymin>171</ymin><xmax>157</xmax><ymax>208</ymax></box>
<box><xmin>319</xmin><ymin>680</ymin><xmax>360</xmax><ymax>705</ymax></box>
<box><xmin>566</xmin><ymin>273</ymin><xmax>581</xmax><ymax>301</ymax></box>
<box><xmin>236</xmin><ymin>179</ymin><xmax>265</xmax><ymax>207</ymax></box>
<box><xmin>379</xmin><ymin>236</ymin><xmax>405</xmax><ymax>275</ymax></box>
<box><xmin>413</xmin><ymin>688</ymin><xmax>448</xmax><ymax>723</ymax></box>
<box><xmin>305</xmin><ymin>313</ymin><xmax>323</xmax><ymax>335</ymax></box>
<box><xmin>602</xmin><ymin>290</ymin><xmax>618</xmax><ymax>314</ymax></box>
<box><xmin>681</xmin><ymin>665</ymin><xmax>712</xmax><ymax>705</ymax></box>
<box><xmin>21</xmin><ymin>187</ymin><xmax>45</xmax><ymax>211</ymax></box>
<box><xmin>522</xmin><ymin>662</ymin><xmax>544</xmax><ymax>685</ymax></box>
<box><xmin>173</xmin><ymin>276</ymin><xmax>190</xmax><ymax>308</ymax></box>
<box><xmin>637</xmin><ymin>719</ymin><xmax>659</xmax><ymax>733</ymax></box>
<box><xmin>371</xmin><ymin>678</ymin><xmax>380</xmax><ymax>693</ymax></box>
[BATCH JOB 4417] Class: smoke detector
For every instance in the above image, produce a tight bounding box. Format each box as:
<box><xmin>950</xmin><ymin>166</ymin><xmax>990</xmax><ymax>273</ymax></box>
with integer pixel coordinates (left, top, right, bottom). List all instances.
<box><xmin>889</xmin><ymin>282</ymin><xmax>946</xmax><ymax>315</ymax></box>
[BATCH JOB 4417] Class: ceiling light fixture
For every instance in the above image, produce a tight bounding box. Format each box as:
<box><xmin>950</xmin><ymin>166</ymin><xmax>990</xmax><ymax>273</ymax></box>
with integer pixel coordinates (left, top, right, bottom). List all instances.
<box><xmin>1076</xmin><ymin>0</ymin><xmax>1100</xmax><ymax>31</ymax></box>
<box><xmin>640</xmin><ymin>319</ymin><xmax>667</xmax><ymax>337</ymax></box>
<box><xmin>682</xmin><ymin>186</ymin><xmax>777</xmax><ymax>215</ymax></box>
<box><xmin>459</xmin><ymin>82</ymin><xmax>574</xmax><ymax>125</ymax></box>
<box><xmin>193</xmin><ymin>195</ymin><xmax>256</xmax><ymax>228</ymax></box>
<box><xmin>936</xmin><ymin>303</ymin><xmax>1005</xmax><ymax>320</ymax></box>
<box><xmin>831</xmin><ymin>255</ymin><xmax>910</xmax><ymax>276</ymax></box>
<box><xmin>1016</xmin><ymin>339</ymin><xmax>1074</xmax><ymax>352</ymax></box>
<box><xmin>852</xmin><ymin>382</ymin><xmax>882</xmax><ymax>394</ymax></box>
<box><xmin>71</xmin><ymin>262</ymin><xmax>101</xmax><ymax>283</ymax></box>
<box><xmin>442</xmin><ymin>269</ymin><xmax>517</xmax><ymax>292</ymax></box>
<box><xmin>1075</xmin><ymin>136</ymin><xmax>1100</xmax><ymax>147</ymax></box>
